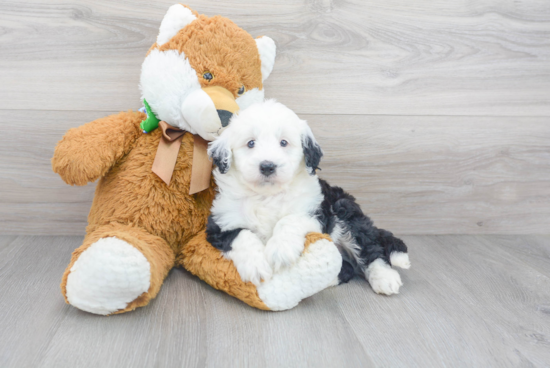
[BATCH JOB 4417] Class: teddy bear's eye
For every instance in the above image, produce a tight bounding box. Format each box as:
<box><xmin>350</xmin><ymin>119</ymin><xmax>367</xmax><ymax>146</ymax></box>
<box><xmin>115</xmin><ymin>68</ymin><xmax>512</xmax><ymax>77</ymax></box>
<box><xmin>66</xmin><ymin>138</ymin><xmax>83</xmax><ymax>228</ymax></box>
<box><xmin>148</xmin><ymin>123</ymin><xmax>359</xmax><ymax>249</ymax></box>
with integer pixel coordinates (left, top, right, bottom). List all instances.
<box><xmin>280</xmin><ymin>140</ymin><xmax>288</xmax><ymax>147</ymax></box>
<box><xmin>203</xmin><ymin>72</ymin><xmax>213</xmax><ymax>81</ymax></box>
<box><xmin>247</xmin><ymin>140</ymin><xmax>255</xmax><ymax>148</ymax></box>
<box><xmin>238</xmin><ymin>85</ymin><xmax>245</xmax><ymax>95</ymax></box>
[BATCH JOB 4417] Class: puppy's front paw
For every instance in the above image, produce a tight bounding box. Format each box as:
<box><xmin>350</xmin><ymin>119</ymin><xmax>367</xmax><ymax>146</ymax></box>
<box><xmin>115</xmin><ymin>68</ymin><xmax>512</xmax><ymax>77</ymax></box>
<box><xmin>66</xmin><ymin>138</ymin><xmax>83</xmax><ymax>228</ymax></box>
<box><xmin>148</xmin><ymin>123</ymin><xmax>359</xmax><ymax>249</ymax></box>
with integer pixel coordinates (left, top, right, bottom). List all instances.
<box><xmin>230</xmin><ymin>253</ymin><xmax>272</xmax><ymax>286</ymax></box>
<box><xmin>365</xmin><ymin>259</ymin><xmax>403</xmax><ymax>295</ymax></box>
<box><xmin>225</xmin><ymin>230</ymin><xmax>272</xmax><ymax>286</ymax></box>
<box><xmin>265</xmin><ymin>236</ymin><xmax>304</xmax><ymax>272</ymax></box>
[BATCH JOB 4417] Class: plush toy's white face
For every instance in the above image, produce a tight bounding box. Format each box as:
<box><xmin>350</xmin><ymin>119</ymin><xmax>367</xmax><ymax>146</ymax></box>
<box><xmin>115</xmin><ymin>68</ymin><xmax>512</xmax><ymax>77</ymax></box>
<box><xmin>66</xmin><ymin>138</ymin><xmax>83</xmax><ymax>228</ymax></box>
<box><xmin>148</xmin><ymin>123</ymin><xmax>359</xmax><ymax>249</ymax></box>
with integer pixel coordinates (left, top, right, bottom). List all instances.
<box><xmin>139</xmin><ymin>4</ymin><xmax>276</xmax><ymax>141</ymax></box>
<box><xmin>208</xmin><ymin>100</ymin><xmax>323</xmax><ymax>195</ymax></box>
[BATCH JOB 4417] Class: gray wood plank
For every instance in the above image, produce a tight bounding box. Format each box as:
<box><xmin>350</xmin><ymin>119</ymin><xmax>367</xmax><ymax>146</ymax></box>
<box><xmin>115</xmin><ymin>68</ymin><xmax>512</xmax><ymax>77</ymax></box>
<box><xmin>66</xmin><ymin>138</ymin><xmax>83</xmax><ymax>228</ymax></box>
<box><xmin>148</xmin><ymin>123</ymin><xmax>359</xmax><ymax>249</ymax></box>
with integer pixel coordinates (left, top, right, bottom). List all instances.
<box><xmin>3</xmin><ymin>110</ymin><xmax>550</xmax><ymax>235</ymax></box>
<box><xmin>481</xmin><ymin>235</ymin><xmax>550</xmax><ymax>279</ymax></box>
<box><xmin>0</xmin><ymin>0</ymin><xmax>549</xmax><ymax>115</ymax></box>
<box><xmin>38</xmin><ymin>267</ymin><xmax>208</xmax><ymax>368</ymax></box>
<box><xmin>32</xmin><ymin>237</ymin><xmax>373</xmax><ymax>368</ymax></box>
<box><xmin>0</xmin><ymin>235</ymin><xmax>17</xmax><ymax>252</ymax></box>
<box><xmin>0</xmin><ymin>236</ymin><xmax>77</xmax><ymax>368</ymax></box>
<box><xmin>334</xmin><ymin>235</ymin><xmax>550</xmax><ymax>367</ymax></box>
<box><xmin>200</xmin><ymin>284</ymin><xmax>374</xmax><ymax>368</ymax></box>
<box><xmin>1</xmin><ymin>235</ymin><xmax>549</xmax><ymax>367</ymax></box>
<box><xmin>0</xmin><ymin>237</ymin><xmax>207</xmax><ymax>368</ymax></box>
<box><xmin>0</xmin><ymin>110</ymin><xmax>111</xmax><ymax>235</ymax></box>
<box><xmin>313</xmin><ymin>114</ymin><xmax>550</xmax><ymax>235</ymax></box>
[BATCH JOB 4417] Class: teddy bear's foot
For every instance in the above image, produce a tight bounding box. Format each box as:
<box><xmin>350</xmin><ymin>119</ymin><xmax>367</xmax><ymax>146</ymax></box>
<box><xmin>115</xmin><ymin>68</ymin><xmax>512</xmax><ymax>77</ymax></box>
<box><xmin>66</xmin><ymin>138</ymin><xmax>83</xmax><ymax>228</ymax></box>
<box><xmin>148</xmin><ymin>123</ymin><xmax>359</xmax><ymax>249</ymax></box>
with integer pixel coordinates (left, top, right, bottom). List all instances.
<box><xmin>65</xmin><ymin>237</ymin><xmax>151</xmax><ymax>315</ymax></box>
<box><xmin>62</xmin><ymin>223</ymin><xmax>175</xmax><ymax>315</ymax></box>
<box><xmin>256</xmin><ymin>233</ymin><xmax>342</xmax><ymax>311</ymax></box>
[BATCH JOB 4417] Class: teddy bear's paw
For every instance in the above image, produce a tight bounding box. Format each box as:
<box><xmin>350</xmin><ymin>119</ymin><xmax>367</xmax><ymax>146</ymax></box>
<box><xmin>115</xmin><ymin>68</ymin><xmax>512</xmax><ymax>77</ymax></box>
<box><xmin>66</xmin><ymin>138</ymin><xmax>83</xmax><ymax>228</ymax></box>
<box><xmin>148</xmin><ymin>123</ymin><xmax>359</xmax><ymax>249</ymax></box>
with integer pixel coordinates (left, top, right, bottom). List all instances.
<box><xmin>65</xmin><ymin>237</ymin><xmax>151</xmax><ymax>315</ymax></box>
<box><xmin>264</xmin><ymin>235</ymin><xmax>304</xmax><ymax>272</ymax></box>
<box><xmin>225</xmin><ymin>230</ymin><xmax>272</xmax><ymax>286</ymax></box>
<box><xmin>257</xmin><ymin>237</ymin><xmax>342</xmax><ymax>311</ymax></box>
<box><xmin>390</xmin><ymin>251</ymin><xmax>411</xmax><ymax>269</ymax></box>
<box><xmin>365</xmin><ymin>259</ymin><xmax>403</xmax><ymax>296</ymax></box>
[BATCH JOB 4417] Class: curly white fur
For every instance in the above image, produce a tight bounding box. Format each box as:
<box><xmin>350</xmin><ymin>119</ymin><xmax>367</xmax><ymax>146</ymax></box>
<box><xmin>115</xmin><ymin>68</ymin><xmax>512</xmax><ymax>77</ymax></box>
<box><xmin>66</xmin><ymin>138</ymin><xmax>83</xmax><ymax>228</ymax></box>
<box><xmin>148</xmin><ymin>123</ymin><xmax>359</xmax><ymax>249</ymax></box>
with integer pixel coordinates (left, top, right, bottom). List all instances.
<box><xmin>224</xmin><ymin>230</ymin><xmax>272</xmax><ymax>286</ymax></box>
<box><xmin>209</xmin><ymin>101</ymin><xmax>327</xmax><ymax>281</ymax></box>
<box><xmin>209</xmin><ymin>100</ymin><xmax>408</xmax><ymax>300</ymax></box>
<box><xmin>265</xmin><ymin>214</ymin><xmax>322</xmax><ymax>272</ymax></box>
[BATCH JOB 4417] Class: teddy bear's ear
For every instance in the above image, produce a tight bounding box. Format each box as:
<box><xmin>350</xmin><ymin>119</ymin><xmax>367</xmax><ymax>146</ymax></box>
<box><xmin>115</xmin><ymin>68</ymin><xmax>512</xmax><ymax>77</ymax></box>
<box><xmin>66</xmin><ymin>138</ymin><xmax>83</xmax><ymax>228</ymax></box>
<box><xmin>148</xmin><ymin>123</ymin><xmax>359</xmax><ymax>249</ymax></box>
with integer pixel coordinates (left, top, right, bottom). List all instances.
<box><xmin>255</xmin><ymin>36</ymin><xmax>276</xmax><ymax>82</ymax></box>
<box><xmin>156</xmin><ymin>4</ymin><xmax>197</xmax><ymax>46</ymax></box>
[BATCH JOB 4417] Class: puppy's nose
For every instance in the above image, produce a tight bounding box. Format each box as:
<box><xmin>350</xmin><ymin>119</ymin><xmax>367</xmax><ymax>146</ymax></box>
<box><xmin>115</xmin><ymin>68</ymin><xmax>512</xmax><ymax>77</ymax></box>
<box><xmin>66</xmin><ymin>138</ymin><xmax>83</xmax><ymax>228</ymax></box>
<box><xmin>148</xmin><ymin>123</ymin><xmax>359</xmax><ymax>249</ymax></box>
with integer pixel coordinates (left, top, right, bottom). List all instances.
<box><xmin>217</xmin><ymin>110</ymin><xmax>233</xmax><ymax>127</ymax></box>
<box><xmin>259</xmin><ymin>161</ymin><xmax>277</xmax><ymax>177</ymax></box>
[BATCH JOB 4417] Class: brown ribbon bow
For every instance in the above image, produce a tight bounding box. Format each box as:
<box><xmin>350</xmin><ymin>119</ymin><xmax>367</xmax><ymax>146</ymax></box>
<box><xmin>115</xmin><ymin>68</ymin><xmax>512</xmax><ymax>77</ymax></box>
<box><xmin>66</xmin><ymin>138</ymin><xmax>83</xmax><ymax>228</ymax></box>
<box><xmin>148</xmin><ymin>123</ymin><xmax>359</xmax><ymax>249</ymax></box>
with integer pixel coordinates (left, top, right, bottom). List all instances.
<box><xmin>152</xmin><ymin>121</ymin><xmax>212</xmax><ymax>195</ymax></box>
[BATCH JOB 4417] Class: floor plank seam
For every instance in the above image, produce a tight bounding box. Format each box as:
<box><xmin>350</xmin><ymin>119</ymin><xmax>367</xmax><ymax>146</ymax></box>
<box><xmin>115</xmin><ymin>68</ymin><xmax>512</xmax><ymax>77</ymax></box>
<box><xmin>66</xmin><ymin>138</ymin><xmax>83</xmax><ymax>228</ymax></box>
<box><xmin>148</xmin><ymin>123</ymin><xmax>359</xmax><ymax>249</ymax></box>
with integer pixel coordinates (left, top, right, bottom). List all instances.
<box><xmin>3</xmin><ymin>109</ymin><xmax>550</xmax><ymax>119</ymax></box>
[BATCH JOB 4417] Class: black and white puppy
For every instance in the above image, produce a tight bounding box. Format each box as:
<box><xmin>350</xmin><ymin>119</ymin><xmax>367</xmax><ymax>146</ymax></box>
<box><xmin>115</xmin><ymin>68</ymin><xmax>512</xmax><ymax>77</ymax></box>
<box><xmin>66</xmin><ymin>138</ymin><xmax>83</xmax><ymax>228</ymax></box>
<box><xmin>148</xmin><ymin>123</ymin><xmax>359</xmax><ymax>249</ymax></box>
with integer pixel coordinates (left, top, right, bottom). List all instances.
<box><xmin>206</xmin><ymin>100</ymin><xmax>410</xmax><ymax>295</ymax></box>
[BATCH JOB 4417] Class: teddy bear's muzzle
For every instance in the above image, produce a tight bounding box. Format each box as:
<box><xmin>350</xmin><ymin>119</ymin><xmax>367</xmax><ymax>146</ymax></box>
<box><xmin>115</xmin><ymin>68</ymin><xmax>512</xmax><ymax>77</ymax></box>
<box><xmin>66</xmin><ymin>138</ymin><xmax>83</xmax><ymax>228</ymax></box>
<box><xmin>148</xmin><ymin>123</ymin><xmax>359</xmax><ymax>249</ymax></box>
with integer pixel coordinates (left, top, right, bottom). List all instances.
<box><xmin>217</xmin><ymin>109</ymin><xmax>233</xmax><ymax>127</ymax></box>
<box><xmin>181</xmin><ymin>86</ymin><xmax>240</xmax><ymax>141</ymax></box>
<box><xmin>203</xmin><ymin>86</ymin><xmax>239</xmax><ymax>127</ymax></box>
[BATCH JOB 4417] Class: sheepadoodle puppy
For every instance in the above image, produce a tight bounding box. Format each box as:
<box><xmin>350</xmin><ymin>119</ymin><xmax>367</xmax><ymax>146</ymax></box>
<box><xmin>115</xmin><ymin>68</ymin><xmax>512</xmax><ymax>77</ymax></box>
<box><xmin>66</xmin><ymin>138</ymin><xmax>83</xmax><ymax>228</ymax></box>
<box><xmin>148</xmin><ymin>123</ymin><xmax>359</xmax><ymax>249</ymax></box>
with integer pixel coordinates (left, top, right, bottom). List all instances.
<box><xmin>206</xmin><ymin>100</ymin><xmax>410</xmax><ymax>295</ymax></box>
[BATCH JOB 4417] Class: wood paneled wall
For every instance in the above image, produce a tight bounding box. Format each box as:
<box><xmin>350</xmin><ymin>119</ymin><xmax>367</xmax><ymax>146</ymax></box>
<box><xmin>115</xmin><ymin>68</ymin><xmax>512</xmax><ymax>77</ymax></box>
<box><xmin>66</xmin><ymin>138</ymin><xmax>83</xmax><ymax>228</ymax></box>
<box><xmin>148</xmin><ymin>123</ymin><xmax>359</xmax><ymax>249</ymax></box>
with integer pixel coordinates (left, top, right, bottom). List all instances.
<box><xmin>1</xmin><ymin>0</ymin><xmax>549</xmax><ymax>234</ymax></box>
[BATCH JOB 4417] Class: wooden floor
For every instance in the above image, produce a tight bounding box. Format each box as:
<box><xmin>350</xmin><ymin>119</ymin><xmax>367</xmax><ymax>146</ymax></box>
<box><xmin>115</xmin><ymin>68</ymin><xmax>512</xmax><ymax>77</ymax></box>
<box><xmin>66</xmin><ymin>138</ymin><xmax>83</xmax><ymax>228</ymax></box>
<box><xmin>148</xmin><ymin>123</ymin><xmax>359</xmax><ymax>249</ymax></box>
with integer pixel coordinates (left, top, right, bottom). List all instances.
<box><xmin>1</xmin><ymin>235</ymin><xmax>549</xmax><ymax>368</ymax></box>
<box><xmin>2</xmin><ymin>0</ymin><xmax>550</xmax><ymax>235</ymax></box>
<box><xmin>1</xmin><ymin>1</ymin><xmax>549</xmax><ymax>367</ymax></box>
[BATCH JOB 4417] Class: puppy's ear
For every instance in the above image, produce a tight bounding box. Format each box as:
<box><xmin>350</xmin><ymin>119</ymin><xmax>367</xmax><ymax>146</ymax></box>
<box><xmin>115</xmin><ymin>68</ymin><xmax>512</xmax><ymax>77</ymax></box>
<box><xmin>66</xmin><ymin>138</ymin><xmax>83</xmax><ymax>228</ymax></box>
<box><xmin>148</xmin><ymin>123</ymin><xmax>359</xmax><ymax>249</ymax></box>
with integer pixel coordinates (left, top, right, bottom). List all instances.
<box><xmin>302</xmin><ymin>125</ymin><xmax>323</xmax><ymax>175</ymax></box>
<box><xmin>208</xmin><ymin>136</ymin><xmax>232</xmax><ymax>174</ymax></box>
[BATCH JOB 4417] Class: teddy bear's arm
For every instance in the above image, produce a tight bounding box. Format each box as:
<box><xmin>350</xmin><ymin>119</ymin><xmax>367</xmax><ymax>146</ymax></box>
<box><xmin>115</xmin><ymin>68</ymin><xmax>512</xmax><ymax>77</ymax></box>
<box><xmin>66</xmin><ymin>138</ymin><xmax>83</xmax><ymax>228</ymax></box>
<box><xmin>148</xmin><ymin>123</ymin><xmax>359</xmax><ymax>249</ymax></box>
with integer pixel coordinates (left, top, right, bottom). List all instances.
<box><xmin>178</xmin><ymin>230</ymin><xmax>342</xmax><ymax>311</ymax></box>
<box><xmin>52</xmin><ymin>111</ymin><xmax>145</xmax><ymax>185</ymax></box>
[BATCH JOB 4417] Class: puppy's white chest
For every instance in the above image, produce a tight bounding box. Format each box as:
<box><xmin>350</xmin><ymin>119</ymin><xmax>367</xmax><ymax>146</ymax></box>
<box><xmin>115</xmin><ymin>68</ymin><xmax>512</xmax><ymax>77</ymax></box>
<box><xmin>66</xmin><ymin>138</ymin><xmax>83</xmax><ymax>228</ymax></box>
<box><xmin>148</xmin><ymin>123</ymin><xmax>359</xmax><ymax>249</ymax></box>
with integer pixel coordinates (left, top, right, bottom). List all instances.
<box><xmin>245</xmin><ymin>195</ymin><xmax>288</xmax><ymax>241</ymax></box>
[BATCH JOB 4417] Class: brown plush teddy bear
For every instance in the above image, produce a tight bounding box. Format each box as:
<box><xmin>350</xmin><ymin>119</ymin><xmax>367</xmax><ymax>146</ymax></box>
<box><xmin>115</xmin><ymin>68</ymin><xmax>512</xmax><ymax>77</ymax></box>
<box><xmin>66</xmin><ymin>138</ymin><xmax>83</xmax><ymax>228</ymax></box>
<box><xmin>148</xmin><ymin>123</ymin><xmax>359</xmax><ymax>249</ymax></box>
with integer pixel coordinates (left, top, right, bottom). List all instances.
<box><xmin>52</xmin><ymin>4</ymin><xmax>342</xmax><ymax>315</ymax></box>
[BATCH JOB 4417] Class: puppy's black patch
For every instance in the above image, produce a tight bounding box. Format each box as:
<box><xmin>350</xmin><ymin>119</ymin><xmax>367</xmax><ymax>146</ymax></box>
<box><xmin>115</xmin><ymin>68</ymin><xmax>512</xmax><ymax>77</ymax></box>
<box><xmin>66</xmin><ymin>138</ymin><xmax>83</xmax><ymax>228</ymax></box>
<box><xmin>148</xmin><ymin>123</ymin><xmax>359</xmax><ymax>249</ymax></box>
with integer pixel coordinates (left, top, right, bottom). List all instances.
<box><xmin>338</xmin><ymin>260</ymin><xmax>355</xmax><ymax>284</ymax></box>
<box><xmin>315</xmin><ymin>179</ymin><xmax>408</xmax><ymax>279</ymax></box>
<box><xmin>206</xmin><ymin>215</ymin><xmax>242</xmax><ymax>252</ymax></box>
<box><xmin>333</xmin><ymin>198</ymin><xmax>363</xmax><ymax>221</ymax></box>
<box><xmin>210</xmin><ymin>146</ymin><xmax>231</xmax><ymax>174</ymax></box>
<box><xmin>302</xmin><ymin>136</ymin><xmax>323</xmax><ymax>174</ymax></box>
<box><xmin>315</xmin><ymin>179</ymin><xmax>357</xmax><ymax>234</ymax></box>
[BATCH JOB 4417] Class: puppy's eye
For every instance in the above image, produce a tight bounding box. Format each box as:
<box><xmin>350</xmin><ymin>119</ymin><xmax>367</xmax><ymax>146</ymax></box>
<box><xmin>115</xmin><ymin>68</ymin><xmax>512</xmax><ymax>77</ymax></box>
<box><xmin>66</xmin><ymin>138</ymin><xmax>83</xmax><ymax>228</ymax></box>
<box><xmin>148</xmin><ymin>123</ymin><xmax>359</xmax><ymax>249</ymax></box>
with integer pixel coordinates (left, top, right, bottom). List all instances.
<box><xmin>238</xmin><ymin>85</ymin><xmax>245</xmax><ymax>95</ymax></box>
<box><xmin>247</xmin><ymin>140</ymin><xmax>255</xmax><ymax>148</ymax></box>
<box><xmin>203</xmin><ymin>72</ymin><xmax>213</xmax><ymax>81</ymax></box>
<box><xmin>280</xmin><ymin>140</ymin><xmax>288</xmax><ymax>147</ymax></box>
